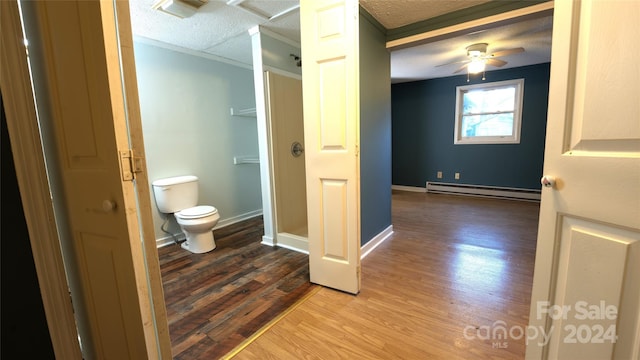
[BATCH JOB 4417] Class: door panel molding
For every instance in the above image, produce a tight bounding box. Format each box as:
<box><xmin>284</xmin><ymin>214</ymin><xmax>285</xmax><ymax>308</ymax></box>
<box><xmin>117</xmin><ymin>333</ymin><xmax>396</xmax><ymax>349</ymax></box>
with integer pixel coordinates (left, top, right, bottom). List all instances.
<box><xmin>527</xmin><ymin>1</ymin><xmax>640</xmax><ymax>358</ymax></box>
<box><xmin>302</xmin><ymin>0</ymin><xmax>361</xmax><ymax>294</ymax></box>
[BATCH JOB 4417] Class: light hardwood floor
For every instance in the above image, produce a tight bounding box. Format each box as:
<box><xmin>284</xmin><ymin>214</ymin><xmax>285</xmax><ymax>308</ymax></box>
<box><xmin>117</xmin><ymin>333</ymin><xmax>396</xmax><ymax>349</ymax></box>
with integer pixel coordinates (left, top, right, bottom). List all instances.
<box><xmin>232</xmin><ymin>191</ymin><xmax>539</xmax><ymax>359</ymax></box>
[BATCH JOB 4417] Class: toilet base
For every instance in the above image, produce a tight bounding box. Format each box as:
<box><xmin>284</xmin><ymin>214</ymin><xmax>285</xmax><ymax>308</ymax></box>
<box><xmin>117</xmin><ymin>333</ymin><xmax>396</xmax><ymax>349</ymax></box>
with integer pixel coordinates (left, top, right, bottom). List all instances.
<box><xmin>181</xmin><ymin>231</ymin><xmax>216</xmax><ymax>253</ymax></box>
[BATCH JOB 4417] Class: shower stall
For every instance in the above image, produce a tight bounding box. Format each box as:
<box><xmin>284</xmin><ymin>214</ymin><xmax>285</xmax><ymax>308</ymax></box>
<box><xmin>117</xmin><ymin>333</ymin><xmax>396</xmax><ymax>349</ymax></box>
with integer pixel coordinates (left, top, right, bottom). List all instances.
<box><xmin>265</xmin><ymin>71</ymin><xmax>308</xmax><ymax>250</ymax></box>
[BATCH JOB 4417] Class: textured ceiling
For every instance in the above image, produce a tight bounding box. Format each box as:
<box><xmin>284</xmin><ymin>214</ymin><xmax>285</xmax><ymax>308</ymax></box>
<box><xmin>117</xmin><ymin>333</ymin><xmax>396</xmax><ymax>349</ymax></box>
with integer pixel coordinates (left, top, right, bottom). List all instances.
<box><xmin>129</xmin><ymin>1</ymin><xmax>552</xmax><ymax>82</ymax></box>
<box><xmin>359</xmin><ymin>0</ymin><xmax>492</xmax><ymax>29</ymax></box>
<box><xmin>391</xmin><ymin>14</ymin><xmax>553</xmax><ymax>82</ymax></box>
<box><xmin>129</xmin><ymin>0</ymin><xmax>300</xmax><ymax>67</ymax></box>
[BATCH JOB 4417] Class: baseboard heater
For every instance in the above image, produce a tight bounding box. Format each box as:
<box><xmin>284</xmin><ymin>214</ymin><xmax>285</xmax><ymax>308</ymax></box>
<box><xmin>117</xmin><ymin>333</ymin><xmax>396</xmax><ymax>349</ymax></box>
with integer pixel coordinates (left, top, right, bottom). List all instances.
<box><xmin>426</xmin><ymin>182</ymin><xmax>541</xmax><ymax>202</ymax></box>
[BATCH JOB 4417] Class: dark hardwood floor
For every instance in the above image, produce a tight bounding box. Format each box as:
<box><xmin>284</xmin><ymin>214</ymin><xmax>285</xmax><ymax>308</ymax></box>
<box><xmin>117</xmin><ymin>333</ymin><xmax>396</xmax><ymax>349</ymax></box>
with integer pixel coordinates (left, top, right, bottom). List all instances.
<box><xmin>157</xmin><ymin>216</ymin><xmax>317</xmax><ymax>359</ymax></box>
<box><xmin>237</xmin><ymin>191</ymin><xmax>540</xmax><ymax>359</ymax></box>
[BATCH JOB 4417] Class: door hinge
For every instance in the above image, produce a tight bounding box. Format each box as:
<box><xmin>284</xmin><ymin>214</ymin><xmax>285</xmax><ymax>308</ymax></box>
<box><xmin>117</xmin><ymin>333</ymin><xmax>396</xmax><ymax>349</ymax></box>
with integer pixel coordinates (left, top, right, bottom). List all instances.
<box><xmin>119</xmin><ymin>149</ymin><xmax>144</xmax><ymax>181</ymax></box>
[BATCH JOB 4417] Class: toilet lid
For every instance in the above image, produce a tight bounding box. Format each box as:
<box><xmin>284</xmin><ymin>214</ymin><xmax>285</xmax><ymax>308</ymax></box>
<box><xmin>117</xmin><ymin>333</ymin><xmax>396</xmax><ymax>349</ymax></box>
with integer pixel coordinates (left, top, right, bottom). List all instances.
<box><xmin>176</xmin><ymin>205</ymin><xmax>217</xmax><ymax>219</ymax></box>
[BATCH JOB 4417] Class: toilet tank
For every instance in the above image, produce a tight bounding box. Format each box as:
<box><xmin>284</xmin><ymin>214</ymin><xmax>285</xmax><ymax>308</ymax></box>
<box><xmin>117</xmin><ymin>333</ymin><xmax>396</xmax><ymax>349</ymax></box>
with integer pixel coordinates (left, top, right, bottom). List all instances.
<box><xmin>152</xmin><ymin>175</ymin><xmax>199</xmax><ymax>213</ymax></box>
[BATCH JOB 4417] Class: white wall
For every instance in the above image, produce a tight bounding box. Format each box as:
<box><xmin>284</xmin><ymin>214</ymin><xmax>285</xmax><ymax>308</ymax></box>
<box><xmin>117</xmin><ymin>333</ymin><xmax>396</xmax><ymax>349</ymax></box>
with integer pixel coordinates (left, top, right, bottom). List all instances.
<box><xmin>134</xmin><ymin>42</ymin><xmax>262</xmax><ymax>244</ymax></box>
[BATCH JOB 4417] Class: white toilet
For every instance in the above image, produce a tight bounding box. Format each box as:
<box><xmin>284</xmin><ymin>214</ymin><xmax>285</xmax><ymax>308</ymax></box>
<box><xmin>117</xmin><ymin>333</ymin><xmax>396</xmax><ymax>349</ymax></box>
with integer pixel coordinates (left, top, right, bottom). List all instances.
<box><xmin>152</xmin><ymin>175</ymin><xmax>220</xmax><ymax>253</ymax></box>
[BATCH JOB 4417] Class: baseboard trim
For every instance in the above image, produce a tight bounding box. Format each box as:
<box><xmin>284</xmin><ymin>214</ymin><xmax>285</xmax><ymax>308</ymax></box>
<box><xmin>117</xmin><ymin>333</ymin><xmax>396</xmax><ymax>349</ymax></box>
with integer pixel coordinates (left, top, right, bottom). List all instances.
<box><xmin>156</xmin><ymin>209</ymin><xmax>263</xmax><ymax>248</ymax></box>
<box><xmin>217</xmin><ymin>209</ymin><xmax>263</xmax><ymax>228</ymax></box>
<box><xmin>271</xmin><ymin>225</ymin><xmax>394</xmax><ymax>258</ymax></box>
<box><xmin>158</xmin><ymin>211</ymin><xmax>393</xmax><ymax>261</ymax></box>
<box><xmin>276</xmin><ymin>233</ymin><xmax>309</xmax><ymax>254</ymax></box>
<box><xmin>156</xmin><ymin>233</ymin><xmax>186</xmax><ymax>248</ymax></box>
<box><xmin>361</xmin><ymin>225</ymin><xmax>394</xmax><ymax>260</ymax></box>
<box><xmin>261</xmin><ymin>235</ymin><xmax>275</xmax><ymax>247</ymax></box>
<box><xmin>426</xmin><ymin>182</ymin><xmax>541</xmax><ymax>202</ymax></box>
<box><xmin>391</xmin><ymin>185</ymin><xmax>426</xmax><ymax>193</ymax></box>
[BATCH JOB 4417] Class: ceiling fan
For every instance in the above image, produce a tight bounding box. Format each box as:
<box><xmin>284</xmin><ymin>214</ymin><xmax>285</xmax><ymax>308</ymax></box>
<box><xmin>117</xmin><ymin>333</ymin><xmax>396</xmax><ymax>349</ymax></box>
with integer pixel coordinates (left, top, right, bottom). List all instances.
<box><xmin>437</xmin><ymin>43</ymin><xmax>525</xmax><ymax>74</ymax></box>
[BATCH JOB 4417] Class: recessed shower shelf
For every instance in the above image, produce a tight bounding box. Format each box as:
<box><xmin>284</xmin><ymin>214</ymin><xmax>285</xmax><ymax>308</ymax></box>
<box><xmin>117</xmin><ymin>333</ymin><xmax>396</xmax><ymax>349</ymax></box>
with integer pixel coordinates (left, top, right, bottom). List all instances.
<box><xmin>230</xmin><ymin>107</ymin><xmax>257</xmax><ymax>117</ymax></box>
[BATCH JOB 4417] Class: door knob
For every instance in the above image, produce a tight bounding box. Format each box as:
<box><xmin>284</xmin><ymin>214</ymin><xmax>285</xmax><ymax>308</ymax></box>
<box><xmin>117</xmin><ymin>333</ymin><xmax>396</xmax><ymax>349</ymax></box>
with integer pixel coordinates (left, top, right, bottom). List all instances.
<box><xmin>291</xmin><ymin>141</ymin><xmax>304</xmax><ymax>157</ymax></box>
<box><xmin>541</xmin><ymin>175</ymin><xmax>556</xmax><ymax>188</ymax></box>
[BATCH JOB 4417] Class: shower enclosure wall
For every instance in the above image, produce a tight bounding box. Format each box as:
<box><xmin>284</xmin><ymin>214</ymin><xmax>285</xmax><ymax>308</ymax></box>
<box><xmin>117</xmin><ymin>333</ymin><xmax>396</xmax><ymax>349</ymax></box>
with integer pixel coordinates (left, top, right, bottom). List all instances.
<box><xmin>251</xmin><ymin>27</ymin><xmax>308</xmax><ymax>252</ymax></box>
<box><xmin>265</xmin><ymin>71</ymin><xmax>308</xmax><ymax>250</ymax></box>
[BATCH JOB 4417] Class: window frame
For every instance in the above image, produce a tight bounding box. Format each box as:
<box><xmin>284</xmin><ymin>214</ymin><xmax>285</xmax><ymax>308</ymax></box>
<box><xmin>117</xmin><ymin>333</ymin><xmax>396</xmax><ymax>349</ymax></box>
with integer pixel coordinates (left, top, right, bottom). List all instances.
<box><xmin>454</xmin><ymin>78</ymin><xmax>525</xmax><ymax>145</ymax></box>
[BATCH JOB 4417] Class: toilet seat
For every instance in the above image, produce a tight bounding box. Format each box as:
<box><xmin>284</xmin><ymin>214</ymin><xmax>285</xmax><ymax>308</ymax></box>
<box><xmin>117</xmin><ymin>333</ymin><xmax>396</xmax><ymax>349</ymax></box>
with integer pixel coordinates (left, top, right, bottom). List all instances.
<box><xmin>176</xmin><ymin>205</ymin><xmax>218</xmax><ymax>219</ymax></box>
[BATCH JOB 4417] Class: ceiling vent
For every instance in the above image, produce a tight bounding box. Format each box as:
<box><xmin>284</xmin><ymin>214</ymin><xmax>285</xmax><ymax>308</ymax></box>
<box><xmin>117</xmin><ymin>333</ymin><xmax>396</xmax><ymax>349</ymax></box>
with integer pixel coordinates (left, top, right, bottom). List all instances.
<box><xmin>152</xmin><ymin>0</ymin><xmax>208</xmax><ymax>18</ymax></box>
<box><xmin>226</xmin><ymin>0</ymin><xmax>299</xmax><ymax>21</ymax></box>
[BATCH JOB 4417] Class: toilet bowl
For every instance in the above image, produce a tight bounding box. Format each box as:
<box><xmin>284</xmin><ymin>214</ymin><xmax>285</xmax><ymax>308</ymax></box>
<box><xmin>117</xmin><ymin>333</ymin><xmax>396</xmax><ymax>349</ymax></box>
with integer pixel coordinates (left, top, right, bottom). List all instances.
<box><xmin>151</xmin><ymin>175</ymin><xmax>220</xmax><ymax>254</ymax></box>
<box><xmin>175</xmin><ymin>205</ymin><xmax>220</xmax><ymax>253</ymax></box>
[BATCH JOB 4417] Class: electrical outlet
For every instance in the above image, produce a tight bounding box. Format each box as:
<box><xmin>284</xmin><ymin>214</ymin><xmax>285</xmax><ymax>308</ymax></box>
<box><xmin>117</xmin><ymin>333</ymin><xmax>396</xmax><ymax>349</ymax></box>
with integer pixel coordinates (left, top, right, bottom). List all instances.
<box><xmin>455</xmin><ymin>172</ymin><xmax>460</xmax><ymax>180</ymax></box>
<box><xmin>437</xmin><ymin>171</ymin><xmax>443</xmax><ymax>179</ymax></box>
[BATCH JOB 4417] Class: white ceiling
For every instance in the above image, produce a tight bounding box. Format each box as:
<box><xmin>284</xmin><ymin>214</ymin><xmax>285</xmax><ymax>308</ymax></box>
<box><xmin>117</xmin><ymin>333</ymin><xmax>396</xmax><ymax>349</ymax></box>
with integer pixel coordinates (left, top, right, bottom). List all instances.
<box><xmin>129</xmin><ymin>0</ymin><xmax>552</xmax><ymax>82</ymax></box>
<box><xmin>129</xmin><ymin>0</ymin><xmax>300</xmax><ymax>66</ymax></box>
<box><xmin>359</xmin><ymin>0</ymin><xmax>493</xmax><ymax>29</ymax></box>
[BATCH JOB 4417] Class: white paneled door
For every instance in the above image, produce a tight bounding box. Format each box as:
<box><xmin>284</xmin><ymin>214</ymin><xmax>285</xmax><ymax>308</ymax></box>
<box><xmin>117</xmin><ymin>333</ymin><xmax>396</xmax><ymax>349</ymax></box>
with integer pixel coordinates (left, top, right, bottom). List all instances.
<box><xmin>527</xmin><ymin>1</ymin><xmax>640</xmax><ymax>359</ymax></box>
<box><xmin>300</xmin><ymin>0</ymin><xmax>361</xmax><ymax>294</ymax></box>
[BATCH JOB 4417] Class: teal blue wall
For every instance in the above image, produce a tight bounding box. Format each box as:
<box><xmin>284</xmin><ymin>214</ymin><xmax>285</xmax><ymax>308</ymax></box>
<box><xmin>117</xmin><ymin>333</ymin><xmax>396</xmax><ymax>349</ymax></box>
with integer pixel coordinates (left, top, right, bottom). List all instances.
<box><xmin>360</xmin><ymin>12</ymin><xmax>392</xmax><ymax>246</ymax></box>
<box><xmin>392</xmin><ymin>63</ymin><xmax>550</xmax><ymax>189</ymax></box>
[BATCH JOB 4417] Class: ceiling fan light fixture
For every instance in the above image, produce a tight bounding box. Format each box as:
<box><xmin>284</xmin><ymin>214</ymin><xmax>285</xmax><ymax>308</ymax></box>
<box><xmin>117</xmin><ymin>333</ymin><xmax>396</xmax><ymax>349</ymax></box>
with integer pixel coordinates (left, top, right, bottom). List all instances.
<box><xmin>468</xmin><ymin>58</ymin><xmax>486</xmax><ymax>74</ymax></box>
<box><xmin>466</xmin><ymin>43</ymin><xmax>488</xmax><ymax>57</ymax></box>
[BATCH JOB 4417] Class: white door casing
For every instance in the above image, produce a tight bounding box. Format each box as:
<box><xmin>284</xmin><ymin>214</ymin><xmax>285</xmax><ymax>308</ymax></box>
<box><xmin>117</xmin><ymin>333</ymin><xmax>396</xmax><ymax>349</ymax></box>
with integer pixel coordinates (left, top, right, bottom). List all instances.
<box><xmin>113</xmin><ymin>1</ymin><xmax>173</xmax><ymax>356</ymax></box>
<box><xmin>24</xmin><ymin>1</ymin><xmax>166</xmax><ymax>358</ymax></box>
<box><xmin>300</xmin><ymin>0</ymin><xmax>361</xmax><ymax>294</ymax></box>
<box><xmin>527</xmin><ymin>1</ymin><xmax>640</xmax><ymax>359</ymax></box>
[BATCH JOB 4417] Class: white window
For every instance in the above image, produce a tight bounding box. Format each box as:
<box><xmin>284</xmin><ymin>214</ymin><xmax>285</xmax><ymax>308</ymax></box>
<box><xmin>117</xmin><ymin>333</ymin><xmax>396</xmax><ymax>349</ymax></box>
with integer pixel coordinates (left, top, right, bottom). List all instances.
<box><xmin>454</xmin><ymin>79</ymin><xmax>524</xmax><ymax>144</ymax></box>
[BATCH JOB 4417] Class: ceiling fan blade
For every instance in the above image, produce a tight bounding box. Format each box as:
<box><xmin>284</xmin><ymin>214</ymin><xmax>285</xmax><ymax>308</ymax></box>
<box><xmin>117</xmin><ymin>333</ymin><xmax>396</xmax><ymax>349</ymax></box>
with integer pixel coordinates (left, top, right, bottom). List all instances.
<box><xmin>490</xmin><ymin>47</ymin><xmax>524</xmax><ymax>58</ymax></box>
<box><xmin>435</xmin><ymin>58</ymin><xmax>470</xmax><ymax>67</ymax></box>
<box><xmin>485</xmin><ymin>58</ymin><xmax>507</xmax><ymax>67</ymax></box>
<box><xmin>453</xmin><ymin>64</ymin><xmax>468</xmax><ymax>74</ymax></box>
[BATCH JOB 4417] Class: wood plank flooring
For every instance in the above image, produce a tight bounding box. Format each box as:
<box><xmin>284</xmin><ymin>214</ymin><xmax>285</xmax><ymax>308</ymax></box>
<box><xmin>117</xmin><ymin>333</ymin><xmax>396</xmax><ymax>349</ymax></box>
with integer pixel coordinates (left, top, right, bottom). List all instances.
<box><xmin>157</xmin><ymin>216</ymin><xmax>317</xmax><ymax>359</ymax></box>
<box><xmin>234</xmin><ymin>191</ymin><xmax>540</xmax><ymax>359</ymax></box>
